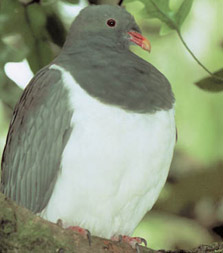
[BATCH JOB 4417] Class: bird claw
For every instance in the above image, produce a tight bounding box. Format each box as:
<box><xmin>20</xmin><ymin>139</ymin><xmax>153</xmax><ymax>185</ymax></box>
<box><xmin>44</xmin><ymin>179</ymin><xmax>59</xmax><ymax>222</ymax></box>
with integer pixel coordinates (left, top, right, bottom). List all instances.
<box><xmin>138</xmin><ymin>237</ymin><xmax>147</xmax><ymax>247</ymax></box>
<box><xmin>86</xmin><ymin>229</ymin><xmax>92</xmax><ymax>246</ymax></box>
<box><xmin>135</xmin><ymin>240</ymin><xmax>147</xmax><ymax>253</ymax></box>
<box><xmin>136</xmin><ymin>243</ymin><xmax>140</xmax><ymax>253</ymax></box>
<box><xmin>67</xmin><ymin>226</ymin><xmax>92</xmax><ymax>246</ymax></box>
<box><xmin>111</xmin><ymin>235</ymin><xmax>147</xmax><ymax>252</ymax></box>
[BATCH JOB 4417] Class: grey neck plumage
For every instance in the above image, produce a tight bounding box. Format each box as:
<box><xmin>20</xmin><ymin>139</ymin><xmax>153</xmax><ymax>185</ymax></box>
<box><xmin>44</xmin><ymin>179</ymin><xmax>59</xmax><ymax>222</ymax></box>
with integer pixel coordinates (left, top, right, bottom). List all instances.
<box><xmin>54</xmin><ymin>43</ymin><xmax>175</xmax><ymax>114</ymax></box>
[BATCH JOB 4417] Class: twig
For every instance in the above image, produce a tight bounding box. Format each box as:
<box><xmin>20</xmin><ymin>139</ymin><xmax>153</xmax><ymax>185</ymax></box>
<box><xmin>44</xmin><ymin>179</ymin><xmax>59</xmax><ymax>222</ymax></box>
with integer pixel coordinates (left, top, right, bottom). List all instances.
<box><xmin>176</xmin><ymin>29</ymin><xmax>223</xmax><ymax>82</ymax></box>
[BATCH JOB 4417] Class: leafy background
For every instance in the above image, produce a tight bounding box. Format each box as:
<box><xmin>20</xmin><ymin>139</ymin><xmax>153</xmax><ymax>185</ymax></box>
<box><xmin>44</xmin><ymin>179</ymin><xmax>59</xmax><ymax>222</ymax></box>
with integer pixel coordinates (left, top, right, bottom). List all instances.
<box><xmin>0</xmin><ymin>0</ymin><xmax>223</xmax><ymax>250</ymax></box>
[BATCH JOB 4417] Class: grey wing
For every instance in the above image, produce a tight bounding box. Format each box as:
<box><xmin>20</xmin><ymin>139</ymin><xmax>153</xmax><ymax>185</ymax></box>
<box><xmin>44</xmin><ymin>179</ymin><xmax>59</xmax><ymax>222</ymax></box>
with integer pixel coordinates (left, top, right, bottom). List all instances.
<box><xmin>1</xmin><ymin>67</ymin><xmax>74</xmax><ymax>213</ymax></box>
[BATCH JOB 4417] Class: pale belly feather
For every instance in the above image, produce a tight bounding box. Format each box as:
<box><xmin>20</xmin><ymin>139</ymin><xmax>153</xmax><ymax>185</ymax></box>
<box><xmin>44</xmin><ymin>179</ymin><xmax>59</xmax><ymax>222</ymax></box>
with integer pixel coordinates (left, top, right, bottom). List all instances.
<box><xmin>41</xmin><ymin>64</ymin><xmax>176</xmax><ymax>238</ymax></box>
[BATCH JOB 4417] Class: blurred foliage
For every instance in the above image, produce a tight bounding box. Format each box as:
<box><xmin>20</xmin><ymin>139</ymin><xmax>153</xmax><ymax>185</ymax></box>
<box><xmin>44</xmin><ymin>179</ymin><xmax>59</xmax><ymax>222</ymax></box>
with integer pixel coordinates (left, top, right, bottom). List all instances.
<box><xmin>62</xmin><ymin>0</ymin><xmax>79</xmax><ymax>3</ymax></box>
<box><xmin>130</xmin><ymin>0</ymin><xmax>193</xmax><ymax>31</ymax></box>
<box><xmin>134</xmin><ymin>211</ymin><xmax>214</xmax><ymax>250</ymax></box>
<box><xmin>0</xmin><ymin>0</ymin><xmax>223</xmax><ymax>250</ymax></box>
<box><xmin>0</xmin><ymin>0</ymin><xmax>67</xmax><ymax>75</ymax></box>
<box><xmin>195</xmin><ymin>69</ymin><xmax>223</xmax><ymax>92</ymax></box>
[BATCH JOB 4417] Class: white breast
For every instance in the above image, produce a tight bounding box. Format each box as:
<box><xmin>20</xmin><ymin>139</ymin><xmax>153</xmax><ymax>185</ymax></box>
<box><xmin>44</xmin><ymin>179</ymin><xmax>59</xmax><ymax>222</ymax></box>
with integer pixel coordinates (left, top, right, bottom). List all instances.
<box><xmin>41</xmin><ymin>64</ymin><xmax>176</xmax><ymax>238</ymax></box>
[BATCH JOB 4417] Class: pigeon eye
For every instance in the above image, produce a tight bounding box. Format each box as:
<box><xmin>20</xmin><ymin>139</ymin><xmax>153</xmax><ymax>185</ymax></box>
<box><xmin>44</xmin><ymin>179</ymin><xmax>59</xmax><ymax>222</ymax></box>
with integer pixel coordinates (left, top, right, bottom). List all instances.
<box><xmin>107</xmin><ymin>19</ymin><xmax>116</xmax><ymax>27</ymax></box>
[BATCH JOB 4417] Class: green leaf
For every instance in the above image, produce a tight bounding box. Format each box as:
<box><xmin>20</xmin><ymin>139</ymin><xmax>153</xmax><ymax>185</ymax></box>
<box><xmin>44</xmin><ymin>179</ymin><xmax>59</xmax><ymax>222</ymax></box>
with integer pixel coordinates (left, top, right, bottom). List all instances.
<box><xmin>140</xmin><ymin>0</ymin><xmax>177</xmax><ymax>29</ymax></box>
<box><xmin>128</xmin><ymin>0</ymin><xmax>193</xmax><ymax>33</ymax></box>
<box><xmin>39</xmin><ymin>0</ymin><xmax>58</xmax><ymax>5</ymax></box>
<box><xmin>27</xmin><ymin>40</ymin><xmax>53</xmax><ymax>73</ymax></box>
<box><xmin>61</xmin><ymin>0</ymin><xmax>79</xmax><ymax>3</ymax></box>
<box><xmin>195</xmin><ymin>69</ymin><xmax>223</xmax><ymax>92</ymax></box>
<box><xmin>0</xmin><ymin>0</ymin><xmax>26</xmax><ymax>35</ymax></box>
<box><xmin>0</xmin><ymin>38</ymin><xmax>29</xmax><ymax>65</ymax></box>
<box><xmin>159</xmin><ymin>23</ymin><xmax>174</xmax><ymax>35</ymax></box>
<box><xmin>26</xmin><ymin>4</ymin><xmax>47</xmax><ymax>37</ymax></box>
<box><xmin>175</xmin><ymin>0</ymin><xmax>193</xmax><ymax>28</ymax></box>
<box><xmin>23</xmin><ymin>3</ymin><xmax>54</xmax><ymax>73</ymax></box>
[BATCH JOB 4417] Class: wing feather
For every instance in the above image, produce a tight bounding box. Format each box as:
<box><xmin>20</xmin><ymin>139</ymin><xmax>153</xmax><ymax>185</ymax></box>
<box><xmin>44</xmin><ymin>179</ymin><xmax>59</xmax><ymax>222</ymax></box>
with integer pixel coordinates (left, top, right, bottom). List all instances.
<box><xmin>1</xmin><ymin>66</ymin><xmax>74</xmax><ymax>213</ymax></box>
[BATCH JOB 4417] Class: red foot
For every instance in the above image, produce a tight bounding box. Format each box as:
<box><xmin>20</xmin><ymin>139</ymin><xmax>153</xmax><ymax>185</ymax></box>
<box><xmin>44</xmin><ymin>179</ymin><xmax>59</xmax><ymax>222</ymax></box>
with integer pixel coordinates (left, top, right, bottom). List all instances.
<box><xmin>111</xmin><ymin>235</ymin><xmax>147</xmax><ymax>252</ymax></box>
<box><xmin>67</xmin><ymin>226</ymin><xmax>91</xmax><ymax>245</ymax></box>
<box><xmin>122</xmin><ymin>235</ymin><xmax>147</xmax><ymax>248</ymax></box>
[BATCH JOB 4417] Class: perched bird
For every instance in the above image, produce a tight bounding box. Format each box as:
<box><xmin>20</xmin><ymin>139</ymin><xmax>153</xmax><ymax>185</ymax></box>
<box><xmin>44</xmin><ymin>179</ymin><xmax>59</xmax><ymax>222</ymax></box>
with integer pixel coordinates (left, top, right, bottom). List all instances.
<box><xmin>1</xmin><ymin>4</ymin><xmax>175</xmax><ymax>248</ymax></box>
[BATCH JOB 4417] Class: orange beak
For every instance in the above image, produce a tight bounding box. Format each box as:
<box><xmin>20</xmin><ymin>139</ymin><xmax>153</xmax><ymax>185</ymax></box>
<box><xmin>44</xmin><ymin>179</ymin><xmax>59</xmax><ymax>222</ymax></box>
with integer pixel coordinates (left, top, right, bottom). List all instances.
<box><xmin>128</xmin><ymin>31</ymin><xmax>151</xmax><ymax>53</ymax></box>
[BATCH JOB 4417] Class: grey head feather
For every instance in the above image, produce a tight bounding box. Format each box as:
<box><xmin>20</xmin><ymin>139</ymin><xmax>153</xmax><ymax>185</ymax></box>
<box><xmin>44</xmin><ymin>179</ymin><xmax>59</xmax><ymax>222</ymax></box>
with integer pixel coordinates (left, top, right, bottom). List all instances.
<box><xmin>55</xmin><ymin>5</ymin><xmax>175</xmax><ymax>113</ymax></box>
<box><xmin>63</xmin><ymin>5</ymin><xmax>141</xmax><ymax>53</ymax></box>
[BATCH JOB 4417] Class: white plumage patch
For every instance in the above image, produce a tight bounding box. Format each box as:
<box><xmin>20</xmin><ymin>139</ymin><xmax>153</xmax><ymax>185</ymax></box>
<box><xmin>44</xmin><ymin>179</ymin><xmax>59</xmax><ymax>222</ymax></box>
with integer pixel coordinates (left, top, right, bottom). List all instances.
<box><xmin>41</xmin><ymin>64</ymin><xmax>176</xmax><ymax>238</ymax></box>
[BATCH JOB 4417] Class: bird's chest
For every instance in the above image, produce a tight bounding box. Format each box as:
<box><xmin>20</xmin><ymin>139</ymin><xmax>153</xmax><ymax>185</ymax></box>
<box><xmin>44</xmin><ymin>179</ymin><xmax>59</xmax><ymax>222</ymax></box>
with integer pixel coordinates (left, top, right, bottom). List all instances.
<box><xmin>60</xmin><ymin>64</ymin><xmax>174</xmax><ymax>189</ymax></box>
<box><xmin>42</xmin><ymin>65</ymin><xmax>175</xmax><ymax>237</ymax></box>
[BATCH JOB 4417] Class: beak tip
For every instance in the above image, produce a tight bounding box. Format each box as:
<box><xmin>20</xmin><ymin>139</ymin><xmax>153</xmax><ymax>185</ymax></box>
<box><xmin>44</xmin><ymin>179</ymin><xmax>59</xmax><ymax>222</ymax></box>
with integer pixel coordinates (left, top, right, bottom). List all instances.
<box><xmin>142</xmin><ymin>39</ymin><xmax>151</xmax><ymax>53</ymax></box>
<box><xmin>128</xmin><ymin>31</ymin><xmax>151</xmax><ymax>53</ymax></box>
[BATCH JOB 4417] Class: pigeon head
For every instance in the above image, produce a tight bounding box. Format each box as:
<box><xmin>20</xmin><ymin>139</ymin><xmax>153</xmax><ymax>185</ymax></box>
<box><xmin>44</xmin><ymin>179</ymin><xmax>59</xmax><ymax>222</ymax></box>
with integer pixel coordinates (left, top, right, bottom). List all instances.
<box><xmin>63</xmin><ymin>5</ymin><xmax>151</xmax><ymax>53</ymax></box>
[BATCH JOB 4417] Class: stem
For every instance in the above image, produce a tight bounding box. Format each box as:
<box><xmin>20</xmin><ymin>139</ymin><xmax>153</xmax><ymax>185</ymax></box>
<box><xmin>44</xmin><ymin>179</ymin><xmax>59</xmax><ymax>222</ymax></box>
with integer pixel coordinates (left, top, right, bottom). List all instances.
<box><xmin>176</xmin><ymin>29</ymin><xmax>223</xmax><ymax>82</ymax></box>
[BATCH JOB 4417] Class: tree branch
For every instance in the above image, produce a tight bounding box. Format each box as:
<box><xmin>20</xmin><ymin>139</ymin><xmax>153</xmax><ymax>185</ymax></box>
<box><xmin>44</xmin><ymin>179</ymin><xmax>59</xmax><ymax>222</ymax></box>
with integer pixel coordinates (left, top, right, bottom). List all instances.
<box><xmin>0</xmin><ymin>192</ymin><xmax>223</xmax><ymax>252</ymax></box>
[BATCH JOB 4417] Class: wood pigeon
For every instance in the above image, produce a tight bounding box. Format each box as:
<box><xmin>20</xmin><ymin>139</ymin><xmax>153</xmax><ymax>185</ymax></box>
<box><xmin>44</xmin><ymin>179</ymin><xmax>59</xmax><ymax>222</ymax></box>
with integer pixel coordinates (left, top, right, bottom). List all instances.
<box><xmin>1</xmin><ymin>4</ymin><xmax>175</xmax><ymax>245</ymax></box>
